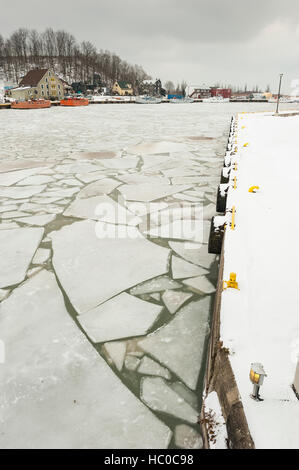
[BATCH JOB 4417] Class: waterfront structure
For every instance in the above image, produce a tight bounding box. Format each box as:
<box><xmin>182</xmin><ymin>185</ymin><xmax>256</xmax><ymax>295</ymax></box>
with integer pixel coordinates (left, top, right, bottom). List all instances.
<box><xmin>112</xmin><ymin>81</ymin><xmax>133</xmax><ymax>96</ymax></box>
<box><xmin>210</xmin><ymin>87</ymin><xmax>231</xmax><ymax>99</ymax></box>
<box><xmin>190</xmin><ymin>85</ymin><xmax>211</xmax><ymax>99</ymax></box>
<box><xmin>7</xmin><ymin>69</ymin><xmax>65</xmax><ymax>101</ymax></box>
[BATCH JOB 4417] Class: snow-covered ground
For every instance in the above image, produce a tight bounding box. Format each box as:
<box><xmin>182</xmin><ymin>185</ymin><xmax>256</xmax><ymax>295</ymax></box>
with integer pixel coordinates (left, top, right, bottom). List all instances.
<box><xmin>0</xmin><ymin>102</ymin><xmax>298</xmax><ymax>448</ymax></box>
<box><xmin>220</xmin><ymin>111</ymin><xmax>299</xmax><ymax>448</ymax></box>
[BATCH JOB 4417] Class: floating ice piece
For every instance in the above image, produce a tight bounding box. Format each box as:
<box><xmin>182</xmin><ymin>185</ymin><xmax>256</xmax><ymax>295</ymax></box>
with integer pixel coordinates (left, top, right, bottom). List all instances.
<box><xmin>138</xmin><ymin>297</ymin><xmax>211</xmax><ymax>389</ymax></box>
<box><xmin>174</xmin><ymin>193</ymin><xmax>203</xmax><ymax>203</ymax></box>
<box><xmin>125</xmin><ymin>201</ymin><xmax>168</xmax><ymax>216</ymax></box>
<box><xmin>78</xmin><ymin>178</ymin><xmax>121</xmax><ymax>198</ymax></box>
<box><xmin>99</xmin><ymin>157</ymin><xmax>139</xmax><ymax>170</ymax></box>
<box><xmin>0</xmin><ymin>205</ymin><xmax>18</xmax><ymax>213</ymax></box>
<box><xmin>17</xmin><ymin>175</ymin><xmax>54</xmax><ymax>185</ymax></box>
<box><xmin>0</xmin><ymin>185</ymin><xmax>46</xmax><ymax>199</ymax></box>
<box><xmin>183</xmin><ymin>276</ymin><xmax>216</xmax><ymax>294</ymax></box>
<box><xmin>141</xmin><ymin>377</ymin><xmax>198</xmax><ymax>423</ymax></box>
<box><xmin>169</xmin><ymin>241</ymin><xmax>216</xmax><ymax>268</ymax></box>
<box><xmin>1</xmin><ymin>211</ymin><xmax>31</xmax><ymax>219</ymax></box>
<box><xmin>0</xmin><ymin>168</ymin><xmax>45</xmax><ymax>186</ymax></box>
<box><xmin>170</xmin><ymin>382</ymin><xmax>198</xmax><ymax>409</ymax></box>
<box><xmin>128</xmin><ymin>141</ymin><xmax>188</xmax><ymax>155</ymax></box>
<box><xmin>103</xmin><ymin>341</ymin><xmax>127</xmax><ymax>371</ymax></box>
<box><xmin>0</xmin><ymin>222</ymin><xmax>19</xmax><ymax>230</ymax></box>
<box><xmin>50</xmin><ymin>220</ymin><xmax>170</xmax><ymax>312</ymax></box>
<box><xmin>130</xmin><ymin>276</ymin><xmax>180</xmax><ymax>295</ymax></box>
<box><xmin>58</xmin><ymin>178</ymin><xmax>83</xmax><ymax>186</ymax></box>
<box><xmin>36</xmin><ymin>187</ymin><xmax>79</xmax><ymax>199</ymax></box>
<box><xmin>125</xmin><ymin>355</ymin><xmax>141</xmax><ymax>371</ymax></box>
<box><xmin>172</xmin><ymin>256</ymin><xmax>208</xmax><ymax>279</ymax></box>
<box><xmin>145</xmin><ymin>219</ymin><xmax>209</xmax><ymax>243</ymax></box>
<box><xmin>172</xmin><ymin>176</ymin><xmax>205</xmax><ymax>185</ymax></box>
<box><xmin>55</xmin><ymin>162</ymin><xmax>98</xmax><ymax>174</ymax></box>
<box><xmin>149</xmin><ymin>205</ymin><xmax>203</xmax><ymax>227</ymax></box>
<box><xmin>0</xmin><ymin>270</ymin><xmax>171</xmax><ymax>448</ymax></box>
<box><xmin>64</xmin><ymin>195</ymin><xmax>141</xmax><ymax>226</ymax></box>
<box><xmin>32</xmin><ymin>248</ymin><xmax>51</xmax><ymax>264</ymax></box>
<box><xmin>162</xmin><ymin>289</ymin><xmax>193</xmax><ymax>314</ymax></box>
<box><xmin>137</xmin><ymin>356</ymin><xmax>171</xmax><ymax>379</ymax></box>
<box><xmin>119</xmin><ymin>184</ymin><xmax>192</xmax><ymax>202</ymax></box>
<box><xmin>162</xmin><ymin>168</ymin><xmax>199</xmax><ymax>177</ymax></box>
<box><xmin>150</xmin><ymin>293</ymin><xmax>160</xmax><ymax>301</ymax></box>
<box><xmin>118</xmin><ymin>174</ymin><xmax>169</xmax><ymax>185</ymax></box>
<box><xmin>0</xmin><ymin>227</ymin><xmax>43</xmax><ymax>288</ymax></box>
<box><xmin>76</xmin><ymin>172</ymin><xmax>106</xmax><ymax>183</ymax></box>
<box><xmin>17</xmin><ymin>214</ymin><xmax>56</xmax><ymax>226</ymax></box>
<box><xmin>19</xmin><ymin>202</ymin><xmax>46</xmax><ymax>213</ymax></box>
<box><xmin>78</xmin><ymin>292</ymin><xmax>163</xmax><ymax>343</ymax></box>
<box><xmin>175</xmin><ymin>425</ymin><xmax>203</xmax><ymax>449</ymax></box>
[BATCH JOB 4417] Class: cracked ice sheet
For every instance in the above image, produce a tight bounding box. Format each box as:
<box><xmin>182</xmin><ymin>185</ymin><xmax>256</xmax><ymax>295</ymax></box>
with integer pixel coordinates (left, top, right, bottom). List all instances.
<box><xmin>78</xmin><ymin>292</ymin><xmax>163</xmax><ymax>343</ymax></box>
<box><xmin>0</xmin><ymin>270</ymin><xmax>171</xmax><ymax>449</ymax></box>
<box><xmin>0</xmin><ymin>167</ymin><xmax>46</xmax><ymax>186</ymax></box>
<box><xmin>119</xmin><ymin>184</ymin><xmax>192</xmax><ymax>202</ymax></box>
<box><xmin>128</xmin><ymin>141</ymin><xmax>188</xmax><ymax>155</ymax></box>
<box><xmin>138</xmin><ymin>297</ymin><xmax>211</xmax><ymax>390</ymax></box>
<box><xmin>0</xmin><ymin>227</ymin><xmax>44</xmax><ymax>288</ymax></box>
<box><xmin>77</xmin><ymin>178</ymin><xmax>121</xmax><ymax>198</ymax></box>
<box><xmin>64</xmin><ymin>195</ymin><xmax>141</xmax><ymax>226</ymax></box>
<box><xmin>50</xmin><ymin>220</ymin><xmax>170</xmax><ymax>313</ymax></box>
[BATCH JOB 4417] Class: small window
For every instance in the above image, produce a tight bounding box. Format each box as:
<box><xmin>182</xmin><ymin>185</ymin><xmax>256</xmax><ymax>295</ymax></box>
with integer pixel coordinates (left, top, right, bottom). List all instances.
<box><xmin>41</xmin><ymin>84</ymin><xmax>44</xmax><ymax>89</ymax></box>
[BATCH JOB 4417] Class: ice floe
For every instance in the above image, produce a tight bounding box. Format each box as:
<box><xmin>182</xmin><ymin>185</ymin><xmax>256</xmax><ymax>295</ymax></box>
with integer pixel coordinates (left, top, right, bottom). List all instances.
<box><xmin>137</xmin><ymin>356</ymin><xmax>171</xmax><ymax>379</ymax></box>
<box><xmin>141</xmin><ymin>377</ymin><xmax>198</xmax><ymax>423</ymax></box>
<box><xmin>161</xmin><ymin>290</ymin><xmax>193</xmax><ymax>314</ymax></box>
<box><xmin>77</xmin><ymin>178</ymin><xmax>121</xmax><ymax>198</ymax></box>
<box><xmin>0</xmin><ymin>227</ymin><xmax>43</xmax><ymax>288</ymax></box>
<box><xmin>174</xmin><ymin>425</ymin><xmax>203</xmax><ymax>449</ymax></box>
<box><xmin>130</xmin><ymin>276</ymin><xmax>180</xmax><ymax>296</ymax></box>
<box><xmin>103</xmin><ymin>341</ymin><xmax>127</xmax><ymax>371</ymax></box>
<box><xmin>17</xmin><ymin>214</ymin><xmax>56</xmax><ymax>226</ymax></box>
<box><xmin>169</xmin><ymin>241</ymin><xmax>216</xmax><ymax>268</ymax></box>
<box><xmin>32</xmin><ymin>248</ymin><xmax>51</xmax><ymax>264</ymax></box>
<box><xmin>78</xmin><ymin>292</ymin><xmax>163</xmax><ymax>343</ymax></box>
<box><xmin>171</xmin><ymin>256</ymin><xmax>208</xmax><ymax>279</ymax></box>
<box><xmin>0</xmin><ymin>185</ymin><xmax>46</xmax><ymax>199</ymax></box>
<box><xmin>183</xmin><ymin>276</ymin><xmax>216</xmax><ymax>294</ymax></box>
<box><xmin>50</xmin><ymin>220</ymin><xmax>170</xmax><ymax>312</ymax></box>
<box><xmin>138</xmin><ymin>297</ymin><xmax>211</xmax><ymax>389</ymax></box>
<box><xmin>119</xmin><ymin>184</ymin><xmax>192</xmax><ymax>202</ymax></box>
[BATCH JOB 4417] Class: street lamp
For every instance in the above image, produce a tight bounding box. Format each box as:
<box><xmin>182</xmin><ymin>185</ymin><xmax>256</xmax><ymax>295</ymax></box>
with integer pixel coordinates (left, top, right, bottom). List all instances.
<box><xmin>275</xmin><ymin>74</ymin><xmax>283</xmax><ymax>115</ymax></box>
<box><xmin>250</xmin><ymin>363</ymin><xmax>267</xmax><ymax>401</ymax></box>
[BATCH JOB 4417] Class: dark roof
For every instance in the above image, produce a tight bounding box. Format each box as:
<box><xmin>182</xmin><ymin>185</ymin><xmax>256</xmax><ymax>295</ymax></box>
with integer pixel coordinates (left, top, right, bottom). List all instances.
<box><xmin>19</xmin><ymin>69</ymin><xmax>49</xmax><ymax>87</ymax></box>
<box><xmin>116</xmin><ymin>81</ymin><xmax>131</xmax><ymax>89</ymax></box>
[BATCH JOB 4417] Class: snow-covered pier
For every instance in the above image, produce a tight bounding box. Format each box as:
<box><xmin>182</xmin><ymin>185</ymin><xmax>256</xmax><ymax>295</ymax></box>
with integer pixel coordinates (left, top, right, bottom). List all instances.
<box><xmin>204</xmin><ymin>111</ymin><xmax>299</xmax><ymax>449</ymax></box>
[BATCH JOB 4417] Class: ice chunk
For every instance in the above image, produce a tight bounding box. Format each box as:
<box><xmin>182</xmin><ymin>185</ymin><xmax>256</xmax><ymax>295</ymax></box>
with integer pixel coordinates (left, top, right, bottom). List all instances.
<box><xmin>76</xmin><ymin>172</ymin><xmax>106</xmax><ymax>183</ymax></box>
<box><xmin>138</xmin><ymin>297</ymin><xmax>211</xmax><ymax>389</ymax></box>
<box><xmin>32</xmin><ymin>248</ymin><xmax>51</xmax><ymax>264</ymax></box>
<box><xmin>183</xmin><ymin>276</ymin><xmax>216</xmax><ymax>294</ymax></box>
<box><xmin>0</xmin><ymin>168</ymin><xmax>45</xmax><ymax>186</ymax></box>
<box><xmin>0</xmin><ymin>288</ymin><xmax>9</xmax><ymax>301</ymax></box>
<box><xmin>141</xmin><ymin>377</ymin><xmax>198</xmax><ymax>423</ymax></box>
<box><xmin>170</xmin><ymin>382</ymin><xmax>198</xmax><ymax>409</ymax></box>
<box><xmin>64</xmin><ymin>195</ymin><xmax>141</xmax><ymax>226</ymax></box>
<box><xmin>138</xmin><ymin>356</ymin><xmax>171</xmax><ymax>379</ymax></box>
<box><xmin>17</xmin><ymin>175</ymin><xmax>54</xmax><ymax>185</ymax></box>
<box><xmin>103</xmin><ymin>341</ymin><xmax>127</xmax><ymax>371</ymax></box>
<box><xmin>126</xmin><ymin>201</ymin><xmax>168</xmax><ymax>216</ymax></box>
<box><xmin>78</xmin><ymin>292</ymin><xmax>163</xmax><ymax>343</ymax></box>
<box><xmin>0</xmin><ymin>222</ymin><xmax>20</xmax><ymax>230</ymax></box>
<box><xmin>0</xmin><ymin>270</ymin><xmax>171</xmax><ymax>448</ymax></box>
<box><xmin>174</xmin><ymin>425</ymin><xmax>203</xmax><ymax>449</ymax></box>
<box><xmin>145</xmin><ymin>219</ymin><xmax>209</xmax><ymax>243</ymax></box>
<box><xmin>128</xmin><ymin>141</ymin><xmax>188</xmax><ymax>155</ymax></box>
<box><xmin>50</xmin><ymin>220</ymin><xmax>170</xmax><ymax>313</ymax></box>
<box><xmin>99</xmin><ymin>157</ymin><xmax>139</xmax><ymax>169</ymax></box>
<box><xmin>125</xmin><ymin>355</ymin><xmax>141</xmax><ymax>371</ymax></box>
<box><xmin>17</xmin><ymin>214</ymin><xmax>56</xmax><ymax>226</ymax></box>
<box><xmin>0</xmin><ymin>227</ymin><xmax>43</xmax><ymax>288</ymax></box>
<box><xmin>55</xmin><ymin>162</ymin><xmax>98</xmax><ymax>174</ymax></box>
<box><xmin>0</xmin><ymin>205</ymin><xmax>18</xmax><ymax>213</ymax></box>
<box><xmin>119</xmin><ymin>184</ymin><xmax>193</xmax><ymax>202</ymax></box>
<box><xmin>169</xmin><ymin>241</ymin><xmax>216</xmax><ymax>268</ymax></box>
<box><xmin>1</xmin><ymin>211</ymin><xmax>31</xmax><ymax>219</ymax></box>
<box><xmin>130</xmin><ymin>276</ymin><xmax>180</xmax><ymax>295</ymax></box>
<box><xmin>0</xmin><ymin>185</ymin><xmax>46</xmax><ymax>199</ymax></box>
<box><xmin>162</xmin><ymin>289</ymin><xmax>193</xmax><ymax>314</ymax></box>
<box><xmin>78</xmin><ymin>178</ymin><xmax>121</xmax><ymax>198</ymax></box>
<box><xmin>171</xmin><ymin>256</ymin><xmax>208</xmax><ymax>279</ymax></box>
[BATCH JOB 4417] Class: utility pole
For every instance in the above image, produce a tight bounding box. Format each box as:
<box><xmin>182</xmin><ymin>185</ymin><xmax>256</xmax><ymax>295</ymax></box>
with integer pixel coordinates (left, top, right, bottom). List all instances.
<box><xmin>275</xmin><ymin>73</ymin><xmax>283</xmax><ymax>115</ymax></box>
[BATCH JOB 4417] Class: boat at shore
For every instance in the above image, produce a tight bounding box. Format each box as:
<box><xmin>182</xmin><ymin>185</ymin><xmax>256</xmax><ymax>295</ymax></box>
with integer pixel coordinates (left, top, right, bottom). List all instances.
<box><xmin>202</xmin><ymin>96</ymin><xmax>229</xmax><ymax>103</ymax></box>
<box><xmin>60</xmin><ymin>97</ymin><xmax>89</xmax><ymax>106</ymax></box>
<box><xmin>11</xmin><ymin>99</ymin><xmax>51</xmax><ymax>109</ymax></box>
<box><xmin>135</xmin><ymin>96</ymin><xmax>162</xmax><ymax>104</ymax></box>
<box><xmin>169</xmin><ymin>97</ymin><xmax>194</xmax><ymax>103</ymax></box>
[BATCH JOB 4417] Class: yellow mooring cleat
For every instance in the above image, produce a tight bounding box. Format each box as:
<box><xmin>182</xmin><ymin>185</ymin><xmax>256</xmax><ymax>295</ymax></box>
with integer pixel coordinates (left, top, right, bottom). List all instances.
<box><xmin>223</xmin><ymin>273</ymin><xmax>240</xmax><ymax>290</ymax></box>
<box><xmin>243</xmin><ymin>142</ymin><xmax>249</xmax><ymax>147</ymax></box>
<box><xmin>248</xmin><ymin>186</ymin><xmax>259</xmax><ymax>193</ymax></box>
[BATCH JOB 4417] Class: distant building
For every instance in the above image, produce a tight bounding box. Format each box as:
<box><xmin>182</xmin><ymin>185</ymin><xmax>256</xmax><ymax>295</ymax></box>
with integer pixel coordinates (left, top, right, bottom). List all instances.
<box><xmin>7</xmin><ymin>69</ymin><xmax>65</xmax><ymax>101</ymax></box>
<box><xmin>190</xmin><ymin>85</ymin><xmax>211</xmax><ymax>99</ymax></box>
<box><xmin>211</xmin><ymin>87</ymin><xmax>231</xmax><ymax>99</ymax></box>
<box><xmin>112</xmin><ymin>81</ymin><xmax>133</xmax><ymax>96</ymax></box>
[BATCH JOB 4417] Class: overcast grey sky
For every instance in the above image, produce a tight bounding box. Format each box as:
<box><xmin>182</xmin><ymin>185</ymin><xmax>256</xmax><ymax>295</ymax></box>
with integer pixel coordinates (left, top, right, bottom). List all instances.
<box><xmin>2</xmin><ymin>0</ymin><xmax>299</xmax><ymax>92</ymax></box>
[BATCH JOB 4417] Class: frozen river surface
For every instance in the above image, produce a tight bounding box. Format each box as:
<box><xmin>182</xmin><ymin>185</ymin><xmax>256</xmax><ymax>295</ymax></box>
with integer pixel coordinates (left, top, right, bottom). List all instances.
<box><xmin>0</xmin><ymin>102</ymin><xmax>298</xmax><ymax>449</ymax></box>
